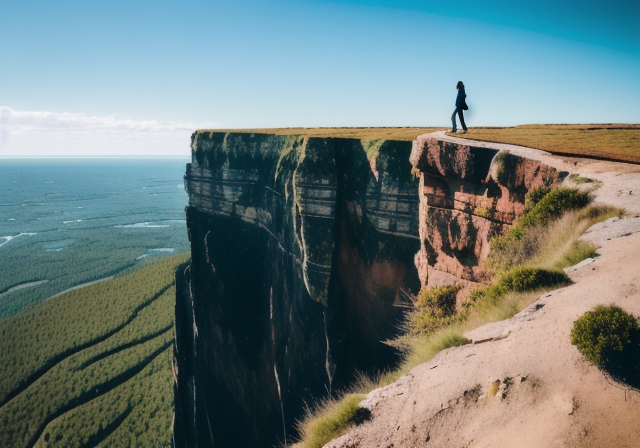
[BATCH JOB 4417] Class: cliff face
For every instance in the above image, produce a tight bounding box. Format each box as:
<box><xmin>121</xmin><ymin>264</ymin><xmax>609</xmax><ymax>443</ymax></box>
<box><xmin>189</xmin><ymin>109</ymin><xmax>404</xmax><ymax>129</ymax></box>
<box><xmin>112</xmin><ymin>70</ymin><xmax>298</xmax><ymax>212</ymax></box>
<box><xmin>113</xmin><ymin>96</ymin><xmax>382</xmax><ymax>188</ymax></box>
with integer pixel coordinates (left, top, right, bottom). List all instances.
<box><xmin>173</xmin><ymin>132</ymin><xmax>421</xmax><ymax>448</ymax></box>
<box><xmin>173</xmin><ymin>132</ymin><xmax>565</xmax><ymax>447</ymax></box>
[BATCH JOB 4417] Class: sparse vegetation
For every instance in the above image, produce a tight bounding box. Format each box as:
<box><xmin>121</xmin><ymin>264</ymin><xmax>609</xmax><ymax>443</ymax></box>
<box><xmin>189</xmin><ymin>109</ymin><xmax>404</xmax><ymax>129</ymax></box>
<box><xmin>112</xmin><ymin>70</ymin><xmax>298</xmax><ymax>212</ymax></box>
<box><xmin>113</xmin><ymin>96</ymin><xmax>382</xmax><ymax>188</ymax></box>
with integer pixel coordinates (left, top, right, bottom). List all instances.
<box><xmin>560</xmin><ymin>240</ymin><xmax>598</xmax><ymax>267</ymax></box>
<box><xmin>293</xmin><ymin>184</ymin><xmax>623</xmax><ymax>447</ymax></box>
<box><xmin>488</xmin><ymin>188</ymin><xmax>621</xmax><ymax>273</ymax></box>
<box><xmin>447</xmin><ymin>124</ymin><xmax>640</xmax><ymax>164</ymax></box>
<box><xmin>569</xmin><ymin>173</ymin><xmax>594</xmax><ymax>184</ymax></box>
<box><xmin>0</xmin><ymin>253</ymin><xmax>189</xmax><ymax>448</ymax></box>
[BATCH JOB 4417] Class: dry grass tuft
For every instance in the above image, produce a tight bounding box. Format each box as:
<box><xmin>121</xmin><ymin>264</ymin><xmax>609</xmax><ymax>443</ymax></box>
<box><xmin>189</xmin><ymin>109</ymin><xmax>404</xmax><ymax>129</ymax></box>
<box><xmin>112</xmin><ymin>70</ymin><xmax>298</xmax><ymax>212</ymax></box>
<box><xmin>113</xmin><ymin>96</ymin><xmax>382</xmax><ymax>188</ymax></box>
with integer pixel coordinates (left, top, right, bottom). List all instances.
<box><xmin>293</xmin><ymin>394</ymin><xmax>366</xmax><ymax>448</ymax></box>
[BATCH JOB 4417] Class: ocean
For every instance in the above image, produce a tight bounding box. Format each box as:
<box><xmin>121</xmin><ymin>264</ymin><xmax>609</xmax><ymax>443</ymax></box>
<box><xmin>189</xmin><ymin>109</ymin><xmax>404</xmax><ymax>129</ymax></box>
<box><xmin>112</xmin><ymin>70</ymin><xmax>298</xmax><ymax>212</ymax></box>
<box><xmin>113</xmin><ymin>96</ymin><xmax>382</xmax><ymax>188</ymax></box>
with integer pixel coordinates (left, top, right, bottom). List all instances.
<box><xmin>0</xmin><ymin>157</ymin><xmax>191</xmax><ymax>320</ymax></box>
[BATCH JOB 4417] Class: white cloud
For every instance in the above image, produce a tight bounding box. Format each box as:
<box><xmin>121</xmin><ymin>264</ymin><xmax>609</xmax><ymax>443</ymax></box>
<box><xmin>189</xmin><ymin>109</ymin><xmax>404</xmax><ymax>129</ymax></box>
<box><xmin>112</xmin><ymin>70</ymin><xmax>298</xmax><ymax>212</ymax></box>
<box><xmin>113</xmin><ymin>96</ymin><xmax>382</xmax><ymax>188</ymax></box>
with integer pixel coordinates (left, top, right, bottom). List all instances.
<box><xmin>0</xmin><ymin>106</ymin><xmax>218</xmax><ymax>156</ymax></box>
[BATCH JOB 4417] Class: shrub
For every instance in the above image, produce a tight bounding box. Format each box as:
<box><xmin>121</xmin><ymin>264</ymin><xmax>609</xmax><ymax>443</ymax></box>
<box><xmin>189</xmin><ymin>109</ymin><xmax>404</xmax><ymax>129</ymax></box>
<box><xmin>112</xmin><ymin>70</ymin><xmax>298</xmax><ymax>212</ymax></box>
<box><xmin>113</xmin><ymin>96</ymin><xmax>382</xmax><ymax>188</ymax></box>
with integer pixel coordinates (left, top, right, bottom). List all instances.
<box><xmin>498</xmin><ymin>267</ymin><xmax>569</xmax><ymax>292</ymax></box>
<box><xmin>410</xmin><ymin>285</ymin><xmax>463</xmax><ymax>334</ymax></box>
<box><xmin>415</xmin><ymin>285</ymin><xmax>461</xmax><ymax>315</ymax></box>
<box><xmin>517</xmin><ymin>188</ymin><xmax>592</xmax><ymax>230</ymax></box>
<box><xmin>467</xmin><ymin>284</ymin><xmax>505</xmax><ymax>307</ymax></box>
<box><xmin>437</xmin><ymin>333</ymin><xmax>471</xmax><ymax>350</ymax></box>
<box><xmin>571</xmin><ymin>305</ymin><xmax>640</xmax><ymax>367</ymax></box>
<box><xmin>524</xmin><ymin>186</ymin><xmax>552</xmax><ymax>212</ymax></box>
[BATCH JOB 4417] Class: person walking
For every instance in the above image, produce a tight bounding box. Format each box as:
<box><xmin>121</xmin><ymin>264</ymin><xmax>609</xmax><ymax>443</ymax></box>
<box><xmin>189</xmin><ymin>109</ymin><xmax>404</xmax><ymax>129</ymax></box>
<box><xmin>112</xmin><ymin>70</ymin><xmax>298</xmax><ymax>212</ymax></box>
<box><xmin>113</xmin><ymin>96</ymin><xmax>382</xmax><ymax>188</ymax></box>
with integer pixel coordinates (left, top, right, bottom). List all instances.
<box><xmin>451</xmin><ymin>81</ymin><xmax>468</xmax><ymax>133</ymax></box>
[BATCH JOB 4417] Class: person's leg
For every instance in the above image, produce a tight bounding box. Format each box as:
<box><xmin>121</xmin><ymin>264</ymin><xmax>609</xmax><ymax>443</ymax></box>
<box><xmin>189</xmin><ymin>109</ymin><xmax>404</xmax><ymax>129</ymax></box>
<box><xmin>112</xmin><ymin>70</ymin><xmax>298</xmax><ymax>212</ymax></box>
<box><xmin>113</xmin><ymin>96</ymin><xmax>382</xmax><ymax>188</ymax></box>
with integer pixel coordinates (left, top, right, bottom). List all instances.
<box><xmin>457</xmin><ymin>108</ymin><xmax>467</xmax><ymax>131</ymax></box>
<box><xmin>451</xmin><ymin>108</ymin><xmax>458</xmax><ymax>131</ymax></box>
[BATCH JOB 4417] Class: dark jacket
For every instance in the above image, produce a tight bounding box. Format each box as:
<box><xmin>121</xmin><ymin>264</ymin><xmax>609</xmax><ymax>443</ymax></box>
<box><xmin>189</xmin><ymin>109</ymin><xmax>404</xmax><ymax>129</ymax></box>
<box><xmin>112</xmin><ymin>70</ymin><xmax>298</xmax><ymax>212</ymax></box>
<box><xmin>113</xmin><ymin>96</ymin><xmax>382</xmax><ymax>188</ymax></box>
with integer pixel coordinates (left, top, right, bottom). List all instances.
<box><xmin>456</xmin><ymin>86</ymin><xmax>467</xmax><ymax>109</ymax></box>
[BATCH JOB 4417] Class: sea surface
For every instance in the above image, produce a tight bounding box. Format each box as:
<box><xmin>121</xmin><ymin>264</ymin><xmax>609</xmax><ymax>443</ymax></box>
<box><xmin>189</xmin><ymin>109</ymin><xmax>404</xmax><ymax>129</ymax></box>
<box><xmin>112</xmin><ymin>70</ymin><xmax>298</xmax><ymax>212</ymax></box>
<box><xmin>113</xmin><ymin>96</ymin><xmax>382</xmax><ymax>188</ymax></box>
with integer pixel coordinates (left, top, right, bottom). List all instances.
<box><xmin>0</xmin><ymin>157</ymin><xmax>191</xmax><ymax>320</ymax></box>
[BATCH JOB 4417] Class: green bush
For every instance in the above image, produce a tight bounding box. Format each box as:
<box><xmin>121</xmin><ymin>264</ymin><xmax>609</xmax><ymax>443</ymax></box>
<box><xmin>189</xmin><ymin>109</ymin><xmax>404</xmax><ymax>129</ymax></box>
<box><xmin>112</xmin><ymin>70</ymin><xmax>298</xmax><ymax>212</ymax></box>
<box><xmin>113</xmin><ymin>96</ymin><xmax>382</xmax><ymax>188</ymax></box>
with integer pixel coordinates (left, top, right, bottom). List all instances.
<box><xmin>410</xmin><ymin>285</ymin><xmax>463</xmax><ymax>334</ymax></box>
<box><xmin>498</xmin><ymin>267</ymin><xmax>569</xmax><ymax>292</ymax></box>
<box><xmin>415</xmin><ymin>285</ymin><xmax>461</xmax><ymax>316</ymax></box>
<box><xmin>517</xmin><ymin>188</ymin><xmax>592</xmax><ymax>230</ymax></box>
<box><xmin>524</xmin><ymin>186</ymin><xmax>552</xmax><ymax>212</ymax></box>
<box><xmin>571</xmin><ymin>305</ymin><xmax>640</xmax><ymax>367</ymax></box>
<box><xmin>467</xmin><ymin>284</ymin><xmax>506</xmax><ymax>307</ymax></box>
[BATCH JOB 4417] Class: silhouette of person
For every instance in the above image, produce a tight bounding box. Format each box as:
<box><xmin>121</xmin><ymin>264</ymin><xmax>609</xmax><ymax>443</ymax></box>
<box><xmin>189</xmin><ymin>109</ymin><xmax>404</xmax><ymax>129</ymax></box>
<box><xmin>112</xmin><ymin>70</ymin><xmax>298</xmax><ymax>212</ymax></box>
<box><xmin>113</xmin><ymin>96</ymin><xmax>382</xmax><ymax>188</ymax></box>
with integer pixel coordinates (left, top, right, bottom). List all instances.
<box><xmin>451</xmin><ymin>81</ymin><xmax>468</xmax><ymax>133</ymax></box>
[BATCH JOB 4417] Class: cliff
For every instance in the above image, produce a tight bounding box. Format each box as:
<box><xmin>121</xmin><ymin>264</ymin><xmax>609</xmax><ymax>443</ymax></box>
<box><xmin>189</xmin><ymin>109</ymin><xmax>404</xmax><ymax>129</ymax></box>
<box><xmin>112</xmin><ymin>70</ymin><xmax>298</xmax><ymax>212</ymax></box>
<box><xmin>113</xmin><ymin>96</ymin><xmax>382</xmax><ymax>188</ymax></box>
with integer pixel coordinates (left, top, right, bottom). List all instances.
<box><xmin>173</xmin><ymin>131</ymin><xmax>565</xmax><ymax>447</ymax></box>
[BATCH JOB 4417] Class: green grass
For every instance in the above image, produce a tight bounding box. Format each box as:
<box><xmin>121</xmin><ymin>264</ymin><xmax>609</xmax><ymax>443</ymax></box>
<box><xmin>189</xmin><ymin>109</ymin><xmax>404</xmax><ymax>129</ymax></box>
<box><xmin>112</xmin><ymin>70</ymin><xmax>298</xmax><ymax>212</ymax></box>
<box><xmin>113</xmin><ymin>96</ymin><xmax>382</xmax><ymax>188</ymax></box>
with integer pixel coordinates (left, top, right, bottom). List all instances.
<box><xmin>559</xmin><ymin>240</ymin><xmax>598</xmax><ymax>268</ymax></box>
<box><xmin>488</xmin><ymin>203</ymin><xmax>623</xmax><ymax>273</ymax></box>
<box><xmin>447</xmin><ymin>124</ymin><xmax>640</xmax><ymax>164</ymax></box>
<box><xmin>0</xmin><ymin>252</ymin><xmax>189</xmax><ymax>448</ymax></box>
<box><xmin>197</xmin><ymin>124</ymin><xmax>640</xmax><ymax>164</ymax></box>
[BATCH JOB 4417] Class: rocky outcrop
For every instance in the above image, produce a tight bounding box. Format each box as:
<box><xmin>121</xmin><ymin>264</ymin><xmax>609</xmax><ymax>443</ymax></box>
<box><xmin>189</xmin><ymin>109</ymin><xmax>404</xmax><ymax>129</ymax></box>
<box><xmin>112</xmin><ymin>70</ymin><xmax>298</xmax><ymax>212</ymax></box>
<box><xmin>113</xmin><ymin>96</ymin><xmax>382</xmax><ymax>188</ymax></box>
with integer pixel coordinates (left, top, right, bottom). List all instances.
<box><xmin>173</xmin><ymin>131</ymin><xmax>566</xmax><ymax>447</ymax></box>
<box><xmin>410</xmin><ymin>135</ymin><xmax>565</xmax><ymax>284</ymax></box>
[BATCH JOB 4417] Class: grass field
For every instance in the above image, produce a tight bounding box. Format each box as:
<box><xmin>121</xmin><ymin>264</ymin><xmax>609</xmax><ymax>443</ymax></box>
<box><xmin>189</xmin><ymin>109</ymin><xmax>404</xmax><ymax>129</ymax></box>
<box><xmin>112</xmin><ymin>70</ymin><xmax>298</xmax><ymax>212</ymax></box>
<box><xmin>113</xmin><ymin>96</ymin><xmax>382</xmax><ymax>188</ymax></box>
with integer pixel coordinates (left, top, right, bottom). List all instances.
<box><xmin>197</xmin><ymin>127</ymin><xmax>444</xmax><ymax>141</ymax></box>
<box><xmin>447</xmin><ymin>124</ymin><xmax>640</xmax><ymax>164</ymax></box>
<box><xmin>200</xmin><ymin>124</ymin><xmax>640</xmax><ymax>164</ymax></box>
<box><xmin>0</xmin><ymin>252</ymin><xmax>189</xmax><ymax>448</ymax></box>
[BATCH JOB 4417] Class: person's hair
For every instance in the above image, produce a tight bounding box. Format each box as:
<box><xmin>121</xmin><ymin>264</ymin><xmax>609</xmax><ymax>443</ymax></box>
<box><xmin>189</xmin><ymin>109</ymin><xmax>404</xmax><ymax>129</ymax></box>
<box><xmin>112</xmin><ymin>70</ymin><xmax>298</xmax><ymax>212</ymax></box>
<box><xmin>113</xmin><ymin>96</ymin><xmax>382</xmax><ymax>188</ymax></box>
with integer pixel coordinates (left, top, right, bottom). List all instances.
<box><xmin>456</xmin><ymin>81</ymin><xmax>464</xmax><ymax>89</ymax></box>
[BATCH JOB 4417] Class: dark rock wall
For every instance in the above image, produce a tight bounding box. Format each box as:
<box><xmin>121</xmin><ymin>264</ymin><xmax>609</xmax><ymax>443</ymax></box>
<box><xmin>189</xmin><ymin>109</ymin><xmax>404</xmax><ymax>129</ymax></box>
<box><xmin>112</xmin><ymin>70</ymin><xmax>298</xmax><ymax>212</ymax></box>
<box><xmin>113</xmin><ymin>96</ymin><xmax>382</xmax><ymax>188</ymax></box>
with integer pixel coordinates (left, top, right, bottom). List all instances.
<box><xmin>174</xmin><ymin>132</ymin><xmax>421</xmax><ymax>448</ymax></box>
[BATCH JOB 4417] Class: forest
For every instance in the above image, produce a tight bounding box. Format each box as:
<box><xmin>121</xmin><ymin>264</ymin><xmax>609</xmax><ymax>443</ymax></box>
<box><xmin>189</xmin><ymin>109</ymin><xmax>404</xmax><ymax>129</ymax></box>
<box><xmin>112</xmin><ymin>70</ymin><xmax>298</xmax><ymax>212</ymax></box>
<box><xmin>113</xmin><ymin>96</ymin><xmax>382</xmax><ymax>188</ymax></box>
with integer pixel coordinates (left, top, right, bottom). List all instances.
<box><xmin>0</xmin><ymin>224</ymin><xmax>189</xmax><ymax>320</ymax></box>
<box><xmin>0</xmin><ymin>252</ymin><xmax>189</xmax><ymax>448</ymax></box>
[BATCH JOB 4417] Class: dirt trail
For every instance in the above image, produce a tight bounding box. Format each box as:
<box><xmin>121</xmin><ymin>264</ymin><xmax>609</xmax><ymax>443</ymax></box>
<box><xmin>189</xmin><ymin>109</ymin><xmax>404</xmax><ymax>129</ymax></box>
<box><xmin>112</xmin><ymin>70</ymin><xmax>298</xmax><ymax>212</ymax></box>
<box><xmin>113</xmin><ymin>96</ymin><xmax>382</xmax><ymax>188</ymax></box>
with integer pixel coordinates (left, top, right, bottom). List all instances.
<box><xmin>325</xmin><ymin>132</ymin><xmax>640</xmax><ymax>448</ymax></box>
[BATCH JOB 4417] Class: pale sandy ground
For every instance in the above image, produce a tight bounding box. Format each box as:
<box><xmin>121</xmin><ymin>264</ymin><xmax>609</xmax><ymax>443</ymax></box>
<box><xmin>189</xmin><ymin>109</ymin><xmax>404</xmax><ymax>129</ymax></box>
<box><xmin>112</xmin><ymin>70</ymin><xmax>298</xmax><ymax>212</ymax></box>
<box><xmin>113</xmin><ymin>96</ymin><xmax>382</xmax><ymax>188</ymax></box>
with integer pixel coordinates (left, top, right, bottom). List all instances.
<box><xmin>325</xmin><ymin>133</ymin><xmax>640</xmax><ymax>448</ymax></box>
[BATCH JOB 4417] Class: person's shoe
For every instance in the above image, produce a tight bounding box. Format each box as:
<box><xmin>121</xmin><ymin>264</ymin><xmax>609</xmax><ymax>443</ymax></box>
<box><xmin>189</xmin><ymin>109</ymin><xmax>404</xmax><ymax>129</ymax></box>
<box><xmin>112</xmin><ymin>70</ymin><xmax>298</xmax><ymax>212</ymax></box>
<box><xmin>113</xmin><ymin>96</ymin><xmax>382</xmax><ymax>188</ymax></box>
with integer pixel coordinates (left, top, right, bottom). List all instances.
<box><xmin>460</xmin><ymin>129</ymin><xmax>467</xmax><ymax>134</ymax></box>
<box><xmin>449</xmin><ymin>129</ymin><xmax>457</xmax><ymax>133</ymax></box>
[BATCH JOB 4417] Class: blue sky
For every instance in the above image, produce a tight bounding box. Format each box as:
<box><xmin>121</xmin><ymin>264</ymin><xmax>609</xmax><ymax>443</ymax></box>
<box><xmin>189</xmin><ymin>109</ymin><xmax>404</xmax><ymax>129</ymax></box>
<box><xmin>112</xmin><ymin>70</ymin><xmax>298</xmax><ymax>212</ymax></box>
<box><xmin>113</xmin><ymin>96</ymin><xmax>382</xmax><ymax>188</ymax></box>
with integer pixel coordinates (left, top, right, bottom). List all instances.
<box><xmin>0</xmin><ymin>0</ymin><xmax>638</xmax><ymax>155</ymax></box>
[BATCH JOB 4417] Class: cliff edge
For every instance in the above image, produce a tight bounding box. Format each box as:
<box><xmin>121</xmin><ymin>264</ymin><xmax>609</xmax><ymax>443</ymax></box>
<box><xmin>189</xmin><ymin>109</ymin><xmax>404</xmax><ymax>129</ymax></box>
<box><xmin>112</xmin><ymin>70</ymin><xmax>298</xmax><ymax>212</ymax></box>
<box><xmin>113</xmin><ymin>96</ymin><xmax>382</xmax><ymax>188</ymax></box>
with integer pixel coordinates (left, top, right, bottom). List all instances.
<box><xmin>173</xmin><ymin>131</ymin><xmax>566</xmax><ymax>447</ymax></box>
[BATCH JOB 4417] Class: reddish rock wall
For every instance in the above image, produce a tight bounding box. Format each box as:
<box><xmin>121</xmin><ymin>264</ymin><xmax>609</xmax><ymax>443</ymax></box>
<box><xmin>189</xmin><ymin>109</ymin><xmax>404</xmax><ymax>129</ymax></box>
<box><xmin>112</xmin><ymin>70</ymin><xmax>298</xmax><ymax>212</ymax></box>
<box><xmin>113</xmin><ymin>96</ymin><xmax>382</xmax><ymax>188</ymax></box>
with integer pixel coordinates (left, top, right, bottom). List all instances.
<box><xmin>410</xmin><ymin>136</ymin><xmax>566</xmax><ymax>285</ymax></box>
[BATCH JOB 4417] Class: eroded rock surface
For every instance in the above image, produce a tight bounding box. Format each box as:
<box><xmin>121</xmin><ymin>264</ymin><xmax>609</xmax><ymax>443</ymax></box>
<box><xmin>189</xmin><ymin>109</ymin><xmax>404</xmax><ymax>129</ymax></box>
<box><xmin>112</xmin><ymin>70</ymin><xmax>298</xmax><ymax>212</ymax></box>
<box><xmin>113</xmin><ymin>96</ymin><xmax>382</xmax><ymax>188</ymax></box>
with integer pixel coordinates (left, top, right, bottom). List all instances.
<box><xmin>410</xmin><ymin>136</ymin><xmax>565</xmax><ymax>284</ymax></box>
